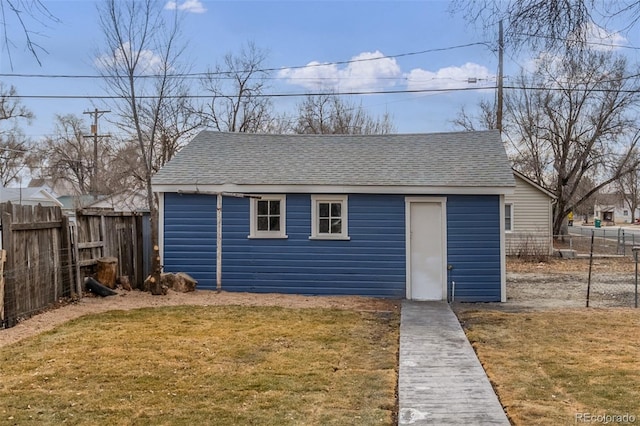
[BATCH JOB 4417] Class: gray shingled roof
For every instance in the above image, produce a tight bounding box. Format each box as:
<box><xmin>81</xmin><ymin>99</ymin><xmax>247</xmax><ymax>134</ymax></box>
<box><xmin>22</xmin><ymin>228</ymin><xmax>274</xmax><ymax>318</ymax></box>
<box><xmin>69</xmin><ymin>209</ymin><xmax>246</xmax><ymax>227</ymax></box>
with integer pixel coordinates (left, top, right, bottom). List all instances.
<box><xmin>152</xmin><ymin>130</ymin><xmax>515</xmax><ymax>188</ymax></box>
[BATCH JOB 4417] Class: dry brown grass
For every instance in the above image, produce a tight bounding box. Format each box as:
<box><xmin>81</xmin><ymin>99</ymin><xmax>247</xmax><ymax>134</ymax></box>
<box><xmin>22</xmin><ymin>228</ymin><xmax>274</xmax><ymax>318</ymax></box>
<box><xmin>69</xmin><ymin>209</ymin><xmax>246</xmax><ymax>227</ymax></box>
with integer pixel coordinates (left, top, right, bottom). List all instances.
<box><xmin>0</xmin><ymin>305</ymin><xmax>399</xmax><ymax>425</ymax></box>
<box><xmin>457</xmin><ymin>308</ymin><xmax>640</xmax><ymax>425</ymax></box>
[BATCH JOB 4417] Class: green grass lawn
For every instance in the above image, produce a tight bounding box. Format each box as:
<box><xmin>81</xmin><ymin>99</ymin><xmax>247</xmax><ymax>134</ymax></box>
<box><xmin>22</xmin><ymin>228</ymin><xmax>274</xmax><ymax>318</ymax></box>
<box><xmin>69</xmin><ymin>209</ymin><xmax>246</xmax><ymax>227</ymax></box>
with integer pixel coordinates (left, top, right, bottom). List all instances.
<box><xmin>456</xmin><ymin>308</ymin><xmax>640</xmax><ymax>425</ymax></box>
<box><xmin>0</xmin><ymin>305</ymin><xmax>399</xmax><ymax>425</ymax></box>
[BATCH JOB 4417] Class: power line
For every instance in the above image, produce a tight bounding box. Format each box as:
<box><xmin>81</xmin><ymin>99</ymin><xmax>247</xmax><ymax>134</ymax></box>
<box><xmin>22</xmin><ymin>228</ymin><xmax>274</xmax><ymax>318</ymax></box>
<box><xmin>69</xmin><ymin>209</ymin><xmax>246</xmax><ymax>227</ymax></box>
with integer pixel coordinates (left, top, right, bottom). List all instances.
<box><xmin>0</xmin><ymin>42</ymin><xmax>492</xmax><ymax>80</ymax></box>
<box><xmin>510</xmin><ymin>32</ymin><xmax>640</xmax><ymax>51</ymax></box>
<box><xmin>1</xmin><ymin>85</ymin><xmax>498</xmax><ymax>100</ymax></box>
<box><xmin>6</xmin><ymin>77</ymin><xmax>640</xmax><ymax>101</ymax></box>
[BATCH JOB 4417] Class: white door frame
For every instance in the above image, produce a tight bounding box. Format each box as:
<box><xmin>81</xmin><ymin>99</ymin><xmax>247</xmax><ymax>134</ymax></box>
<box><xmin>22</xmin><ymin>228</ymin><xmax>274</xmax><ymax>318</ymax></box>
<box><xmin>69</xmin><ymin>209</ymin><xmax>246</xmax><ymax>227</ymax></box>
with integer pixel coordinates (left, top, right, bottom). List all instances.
<box><xmin>405</xmin><ymin>197</ymin><xmax>448</xmax><ymax>300</ymax></box>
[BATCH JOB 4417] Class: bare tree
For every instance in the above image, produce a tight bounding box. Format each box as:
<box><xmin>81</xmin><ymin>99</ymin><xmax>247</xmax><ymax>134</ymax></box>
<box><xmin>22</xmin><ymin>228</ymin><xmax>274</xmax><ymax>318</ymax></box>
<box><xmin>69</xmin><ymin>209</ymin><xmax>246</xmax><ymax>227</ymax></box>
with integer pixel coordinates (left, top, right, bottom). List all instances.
<box><xmin>0</xmin><ymin>0</ymin><xmax>59</xmax><ymax>67</ymax></box>
<box><xmin>200</xmin><ymin>42</ymin><xmax>276</xmax><ymax>133</ymax></box>
<box><xmin>450</xmin><ymin>0</ymin><xmax>640</xmax><ymax>52</ymax></box>
<box><xmin>154</xmin><ymin>94</ymin><xmax>202</xmax><ymax>168</ymax></box>
<box><xmin>34</xmin><ymin>114</ymin><xmax>121</xmax><ymax>195</ymax></box>
<box><xmin>96</xmin><ymin>0</ymin><xmax>191</xmax><ymax>295</ymax></box>
<box><xmin>0</xmin><ymin>135</ymin><xmax>29</xmax><ymax>186</ymax></box>
<box><xmin>294</xmin><ymin>94</ymin><xmax>395</xmax><ymax>135</ymax></box>
<box><xmin>0</xmin><ymin>83</ymin><xmax>33</xmax><ymax>185</ymax></box>
<box><xmin>617</xmin><ymin>148</ymin><xmax>640</xmax><ymax>222</ymax></box>
<box><xmin>451</xmin><ymin>99</ymin><xmax>497</xmax><ymax>132</ymax></box>
<box><xmin>505</xmin><ymin>50</ymin><xmax>640</xmax><ymax>235</ymax></box>
<box><xmin>0</xmin><ymin>83</ymin><xmax>32</xmax><ymax>121</ymax></box>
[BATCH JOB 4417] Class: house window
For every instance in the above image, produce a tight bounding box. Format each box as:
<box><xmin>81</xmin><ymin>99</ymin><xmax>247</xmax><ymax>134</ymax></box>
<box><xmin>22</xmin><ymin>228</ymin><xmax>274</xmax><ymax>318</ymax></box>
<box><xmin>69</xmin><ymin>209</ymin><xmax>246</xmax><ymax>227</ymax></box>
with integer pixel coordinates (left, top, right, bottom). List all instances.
<box><xmin>505</xmin><ymin>203</ymin><xmax>513</xmax><ymax>232</ymax></box>
<box><xmin>249</xmin><ymin>195</ymin><xmax>287</xmax><ymax>238</ymax></box>
<box><xmin>624</xmin><ymin>210</ymin><xmax>629</xmax><ymax>216</ymax></box>
<box><xmin>311</xmin><ymin>195</ymin><xmax>349</xmax><ymax>240</ymax></box>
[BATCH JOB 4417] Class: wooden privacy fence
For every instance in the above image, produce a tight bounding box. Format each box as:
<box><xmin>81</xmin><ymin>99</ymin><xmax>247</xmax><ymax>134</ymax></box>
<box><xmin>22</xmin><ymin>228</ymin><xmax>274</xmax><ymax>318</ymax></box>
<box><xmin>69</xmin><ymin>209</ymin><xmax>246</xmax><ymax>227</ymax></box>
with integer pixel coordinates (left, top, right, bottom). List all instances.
<box><xmin>75</xmin><ymin>209</ymin><xmax>149</xmax><ymax>288</ymax></box>
<box><xmin>0</xmin><ymin>202</ymin><xmax>76</xmax><ymax>328</ymax></box>
<box><xmin>1</xmin><ymin>202</ymin><xmax>151</xmax><ymax>329</ymax></box>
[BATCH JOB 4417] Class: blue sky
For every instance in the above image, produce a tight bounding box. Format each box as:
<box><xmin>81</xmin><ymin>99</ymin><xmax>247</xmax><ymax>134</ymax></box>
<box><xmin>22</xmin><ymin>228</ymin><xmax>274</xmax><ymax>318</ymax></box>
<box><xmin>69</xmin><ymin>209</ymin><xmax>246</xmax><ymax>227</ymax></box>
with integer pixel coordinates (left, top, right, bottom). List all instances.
<box><xmin>1</xmin><ymin>0</ymin><xmax>638</xmax><ymax>141</ymax></box>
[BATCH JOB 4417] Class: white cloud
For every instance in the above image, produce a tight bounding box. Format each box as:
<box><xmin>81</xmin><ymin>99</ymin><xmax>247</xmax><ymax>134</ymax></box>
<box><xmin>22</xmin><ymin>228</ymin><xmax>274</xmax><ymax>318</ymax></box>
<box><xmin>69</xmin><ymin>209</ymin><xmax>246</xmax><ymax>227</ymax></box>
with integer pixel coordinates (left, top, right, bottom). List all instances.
<box><xmin>165</xmin><ymin>0</ymin><xmax>207</xmax><ymax>14</ymax></box>
<box><xmin>278</xmin><ymin>51</ymin><xmax>402</xmax><ymax>91</ymax></box>
<box><xmin>95</xmin><ymin>42</ymin><xmax>165</xmax><ymax>74</ymax></box>
<box><xmin>279</xmin><ymin>51</ymin><xmax>493</xmax><ymax>94</ymax></box>
<box><xmin>584</xmin><ymin>22</ymin><xmax>627</xmax><ymax>51</ymax></box>
<box><xmin>405</xmin><ymin>63</ymin><xmax>494</xmax><ymax>92</ymax></box>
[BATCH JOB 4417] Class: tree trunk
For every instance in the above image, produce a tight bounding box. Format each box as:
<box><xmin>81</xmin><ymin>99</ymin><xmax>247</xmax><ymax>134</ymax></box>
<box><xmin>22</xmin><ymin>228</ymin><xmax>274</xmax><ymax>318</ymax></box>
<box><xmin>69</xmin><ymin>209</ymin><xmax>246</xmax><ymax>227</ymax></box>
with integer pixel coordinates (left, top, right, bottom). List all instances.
<box><xmin>148</xmin><ymin>188</ymin><xmax>164</xmax><ymax>295</ymax></box>
<box><xmin>96</xmin><ymin>257</ymin><xmax>118</xmax><ymax>289</ymax></box>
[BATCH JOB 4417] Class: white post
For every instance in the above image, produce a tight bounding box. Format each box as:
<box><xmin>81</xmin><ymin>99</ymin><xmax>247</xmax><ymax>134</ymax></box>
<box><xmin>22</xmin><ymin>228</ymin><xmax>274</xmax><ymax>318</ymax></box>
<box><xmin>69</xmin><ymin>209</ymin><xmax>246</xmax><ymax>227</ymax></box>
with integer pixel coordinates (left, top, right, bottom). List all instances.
<box><xmin>216</xmin><ymin>193</ymin><xmax>222</xmax><ymax>292</ymax></box>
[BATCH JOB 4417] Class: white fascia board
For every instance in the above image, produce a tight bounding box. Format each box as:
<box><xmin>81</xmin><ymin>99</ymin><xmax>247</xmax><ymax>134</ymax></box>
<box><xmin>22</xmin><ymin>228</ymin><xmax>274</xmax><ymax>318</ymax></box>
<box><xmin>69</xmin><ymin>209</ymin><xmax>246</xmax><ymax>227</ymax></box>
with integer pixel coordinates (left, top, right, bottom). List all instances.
<box><xmin>153</xmin><ymin>183</ymin><xmax>515</xmax><ymax>196</ymax></box>
<box><xmin>38</xmin><ymin>189</ymin><xmax>64</xmax><ymax>207</ymax></box>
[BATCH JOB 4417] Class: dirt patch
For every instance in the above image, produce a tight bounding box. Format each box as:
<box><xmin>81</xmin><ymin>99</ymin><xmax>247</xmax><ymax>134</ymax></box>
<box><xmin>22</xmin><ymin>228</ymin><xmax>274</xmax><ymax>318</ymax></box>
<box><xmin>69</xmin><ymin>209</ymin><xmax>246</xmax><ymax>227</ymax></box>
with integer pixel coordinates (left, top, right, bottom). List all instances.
<box><xmin>507</xmin><ymin>256</ymin><xmax>635</xmax><ymax>273</ymax></box>
<box><xmin>0</xmin><ymin>290</ymin><xmax>399</xmax><ymax>349</ymax></box>
<box><xmin>454</xmin><ymin>257</ymin><xmax>640</xmax><ymax>313</ymax></box>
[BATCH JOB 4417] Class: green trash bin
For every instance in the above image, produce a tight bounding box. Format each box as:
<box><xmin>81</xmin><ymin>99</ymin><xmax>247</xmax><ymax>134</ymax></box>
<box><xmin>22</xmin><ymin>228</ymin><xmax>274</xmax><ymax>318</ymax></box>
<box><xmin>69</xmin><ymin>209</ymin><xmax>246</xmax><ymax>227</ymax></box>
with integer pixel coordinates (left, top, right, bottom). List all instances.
<box><xmin>595</xmin><ymin>218</ymin><xmax>601</xmax><ymax>228</ymax></box>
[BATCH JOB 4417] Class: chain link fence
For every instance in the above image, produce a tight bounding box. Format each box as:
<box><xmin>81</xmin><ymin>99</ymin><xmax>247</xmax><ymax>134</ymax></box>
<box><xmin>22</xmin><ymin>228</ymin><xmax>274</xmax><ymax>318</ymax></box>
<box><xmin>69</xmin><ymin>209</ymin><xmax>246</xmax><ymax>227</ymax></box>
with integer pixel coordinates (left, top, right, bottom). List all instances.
<box><xmin>569</xmin><ymin>229</ymin><xmax>639</xmax><ymax>308</ymax></box>
<box><xmin>507</xmin><ymin>229</ymin><xmax>639</xmax><ymax>308</ymax></box>
<box><xmin>560</xmin><ymin>226</ymin><xmax>640</xmax><ymax>257</ymax></box>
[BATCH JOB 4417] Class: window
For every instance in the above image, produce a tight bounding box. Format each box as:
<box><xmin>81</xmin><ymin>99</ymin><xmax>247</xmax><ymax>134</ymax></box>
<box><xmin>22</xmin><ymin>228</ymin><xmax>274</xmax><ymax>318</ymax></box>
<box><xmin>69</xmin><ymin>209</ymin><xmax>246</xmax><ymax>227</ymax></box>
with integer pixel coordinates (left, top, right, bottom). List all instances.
<box><xmin>624</xmin><ymin>210</ymin><xmax>629</xmax><ymax>216</ymax></box>
<box><xmin>504</xmin><ymin>203</ymin><xmax>513</xmax><ymax>232</ymax></box>
<box><xmin>311</xmin><ymin>195</ymin><xmax>349</xmax><ymax>240</ymax></box>
<box><xmin>250</xmin><ymin>195</ymin><xmax>287</xmax><ymax>238</ymax></box>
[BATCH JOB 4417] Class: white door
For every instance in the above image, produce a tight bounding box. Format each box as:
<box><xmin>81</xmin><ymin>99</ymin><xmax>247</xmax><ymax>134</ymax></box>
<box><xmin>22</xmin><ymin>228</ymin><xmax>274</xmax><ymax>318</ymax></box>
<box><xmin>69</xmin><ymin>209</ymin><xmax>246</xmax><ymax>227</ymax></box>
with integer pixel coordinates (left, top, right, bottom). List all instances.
<box><xmin>409</xmin><ymin>201</ymin><xmax>445</xmax><ymax>300</ymax></box>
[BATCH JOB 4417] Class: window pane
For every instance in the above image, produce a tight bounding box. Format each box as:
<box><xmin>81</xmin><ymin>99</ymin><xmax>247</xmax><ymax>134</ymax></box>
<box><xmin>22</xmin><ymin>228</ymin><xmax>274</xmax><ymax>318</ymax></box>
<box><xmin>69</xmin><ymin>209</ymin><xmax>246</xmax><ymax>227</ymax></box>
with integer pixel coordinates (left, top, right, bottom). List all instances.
<box><xmin>257</xmin><ymin>200</ymin><xmax>268</xmax><ymax>215</ymax></box>
<box><xmin>269</xmin><ymin>216</ymin><xmax>280</xmax><ymax>231</ymax></box>
<box><xmin>331</xmin><ymin>202</ymin><xmax>341</xmax><ymax>218</ymax></box>
<box><xmin>257</xmin><ymin>216</ymin><xmax>268</xmax><ymax>231</ymax></box>
<box><xmin>331</xmin><ymin>218</ymin><xmax>342</xmax><ymax>234</ymax></box>
<box><xmin>319</xmin><ymin>218</ymin><xmax>329</xmax><ymax>233</ymax></box>
<box><xmin>319</xmin><ymin>203</ymin><xmax>329</xmax><ymax>218</ymax></box>
<box><xmin>269</xmin><ymin>200</ymin><xmax>280</xmax><ymax>215</ymax></box>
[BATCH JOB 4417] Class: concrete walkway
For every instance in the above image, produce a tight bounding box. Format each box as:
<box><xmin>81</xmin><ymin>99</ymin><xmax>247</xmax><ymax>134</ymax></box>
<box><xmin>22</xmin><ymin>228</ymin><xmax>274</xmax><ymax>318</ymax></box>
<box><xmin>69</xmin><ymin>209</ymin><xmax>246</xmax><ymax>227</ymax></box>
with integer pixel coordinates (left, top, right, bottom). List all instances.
<box><xmin>398</xmin><ymin>301</ymin><xmax>510</xmax><ymax>425</ymax></box>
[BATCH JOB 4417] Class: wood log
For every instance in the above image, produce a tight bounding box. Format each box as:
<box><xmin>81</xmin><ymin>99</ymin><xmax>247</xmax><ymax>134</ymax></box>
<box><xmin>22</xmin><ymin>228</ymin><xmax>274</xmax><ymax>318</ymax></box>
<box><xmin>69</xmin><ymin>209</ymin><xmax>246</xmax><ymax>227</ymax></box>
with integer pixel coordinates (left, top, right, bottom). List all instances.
<box><xmin>96</xmin><ymin>257</ymin><xmax>118</xmax><ymax>289</ymax></box>
<box><xmin>118</xmin><ymin>275</ymin><xmax>132</xmax><ymax>291</ymax></box>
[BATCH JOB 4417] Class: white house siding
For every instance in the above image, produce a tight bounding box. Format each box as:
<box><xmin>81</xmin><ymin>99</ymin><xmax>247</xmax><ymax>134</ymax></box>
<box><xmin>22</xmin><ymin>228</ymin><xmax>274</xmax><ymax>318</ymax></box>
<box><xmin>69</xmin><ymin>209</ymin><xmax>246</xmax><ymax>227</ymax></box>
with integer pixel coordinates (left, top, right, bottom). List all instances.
<box><xmin>504</xmin><ymin>173</ymin><xmax>554</xmax><ymax>256</ymax></box>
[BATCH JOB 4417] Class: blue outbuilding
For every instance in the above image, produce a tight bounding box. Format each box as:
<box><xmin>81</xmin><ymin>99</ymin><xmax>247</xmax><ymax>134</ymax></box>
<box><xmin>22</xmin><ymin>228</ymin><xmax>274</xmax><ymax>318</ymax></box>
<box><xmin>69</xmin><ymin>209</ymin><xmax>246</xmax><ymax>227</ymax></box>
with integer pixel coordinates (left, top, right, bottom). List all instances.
<box><xmin>152</xmin><ymin>131</ymin><xmax>515</xmax><ymax>302</ymax></box>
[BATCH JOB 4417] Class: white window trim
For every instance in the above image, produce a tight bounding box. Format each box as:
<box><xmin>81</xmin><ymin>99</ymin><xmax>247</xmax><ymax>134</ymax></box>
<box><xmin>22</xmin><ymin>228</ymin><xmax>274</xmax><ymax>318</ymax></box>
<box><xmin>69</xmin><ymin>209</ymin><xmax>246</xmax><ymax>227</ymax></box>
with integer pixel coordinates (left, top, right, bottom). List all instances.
<box><xmin>505</xmin><ymin>203</ymin><xmax>514</xmax><ymax>233</ymax></box>
<box><xmin>310</xmin><ymin>195</ymin><xmax>350</xmax><ymax>240</ymax></box>
<box><xmin>249</xmin><ymin>194</ymin><xmax>288</xmax><ymax>239</ymax></box>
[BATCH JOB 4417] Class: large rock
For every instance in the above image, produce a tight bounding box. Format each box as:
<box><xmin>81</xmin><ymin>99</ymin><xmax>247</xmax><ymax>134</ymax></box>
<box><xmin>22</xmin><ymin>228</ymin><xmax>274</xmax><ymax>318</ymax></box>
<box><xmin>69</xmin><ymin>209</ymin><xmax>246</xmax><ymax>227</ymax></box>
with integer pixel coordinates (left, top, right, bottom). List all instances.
<box><xmin>161</xmin><ymin>272</ymin><xmax>198</xmax><ymax>293</ymax></box>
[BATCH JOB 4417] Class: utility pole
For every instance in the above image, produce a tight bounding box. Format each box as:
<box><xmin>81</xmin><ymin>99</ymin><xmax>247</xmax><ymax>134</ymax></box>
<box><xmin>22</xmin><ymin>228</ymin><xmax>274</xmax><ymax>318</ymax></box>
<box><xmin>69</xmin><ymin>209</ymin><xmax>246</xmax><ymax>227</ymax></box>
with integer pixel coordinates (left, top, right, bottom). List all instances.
<box><xmin>497</xmin><ymin>19</ymin><xmax>504</xmax><ymax>133</ymax></box>
<box><xmin>83</xmin><ymin>108</ymin><xmax>110</xmax><ymax>197</ymax></box>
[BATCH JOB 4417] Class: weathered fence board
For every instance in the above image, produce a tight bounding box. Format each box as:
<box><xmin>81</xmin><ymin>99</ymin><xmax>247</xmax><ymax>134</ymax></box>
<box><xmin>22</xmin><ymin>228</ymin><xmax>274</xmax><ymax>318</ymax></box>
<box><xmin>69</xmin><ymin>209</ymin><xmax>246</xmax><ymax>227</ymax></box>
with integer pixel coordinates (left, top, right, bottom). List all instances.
<box><xmin>75</xmin><ymin>209</ymin><xmax>149</xmax><ymax>290</ymax></box>
<box><xmin>0</xmin><ymin>250</ymin><xmax>6</xmax><ymax>324</ymax></box>
<box><xmin>0</xmin><ymin>202</ymin><xmax>73</xmax><ymax>328</ymax></box>
<box><xmin>0</xmin><ymin>202</ymin><xmax>151</xmax><ymax>329</ymax></box>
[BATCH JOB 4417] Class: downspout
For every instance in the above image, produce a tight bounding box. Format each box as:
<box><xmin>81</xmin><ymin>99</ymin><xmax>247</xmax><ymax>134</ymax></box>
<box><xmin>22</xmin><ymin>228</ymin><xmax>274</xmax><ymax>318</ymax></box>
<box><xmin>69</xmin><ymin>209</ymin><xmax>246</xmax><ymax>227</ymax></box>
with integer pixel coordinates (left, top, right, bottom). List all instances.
<box><xmin>216</xmin><ymin>193</ymin><xmax>222</xmax><ymax>293</ymax></box>
<box><xmin>176</xmin><ymin>189</ymin><xmax>261</xmax><ymax>293</ymax></box>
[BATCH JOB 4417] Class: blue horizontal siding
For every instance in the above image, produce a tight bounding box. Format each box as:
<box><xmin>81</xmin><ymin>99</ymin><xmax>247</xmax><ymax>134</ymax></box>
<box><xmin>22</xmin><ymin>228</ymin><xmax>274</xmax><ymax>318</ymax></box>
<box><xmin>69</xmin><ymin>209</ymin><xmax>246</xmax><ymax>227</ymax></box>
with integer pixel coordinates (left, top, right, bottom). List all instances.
<box><xmin>446</xmin><ymin>195</ymin><xmax>501</xmax><ymax>302</ymax></box>
<box><xmin>162</xmin><ymin>192</ymin><xmax>503</xmax><ymax>301</ymax></box>
<box><xmin>162</xmin><ymin>193</ymin><xmax>406</xmax><ymax>297</ymax></box>
<box><xmin>163</xmin><ymin>193</ymin><xmax>216</xmax><ymax>288</ymax></box>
